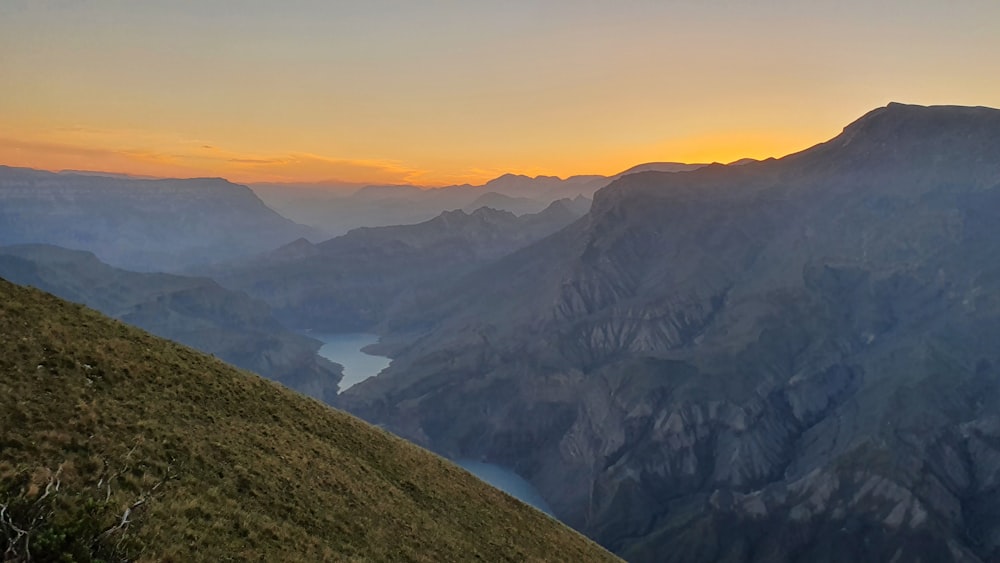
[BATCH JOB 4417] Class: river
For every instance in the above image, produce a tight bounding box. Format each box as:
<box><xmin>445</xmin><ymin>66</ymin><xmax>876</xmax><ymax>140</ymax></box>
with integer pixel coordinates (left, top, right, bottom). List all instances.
<box><xmin>312</xmin><ymin>332</ymin><xmax>554</xmax><ymax>515</ymax></box>
<box><xmin>455</xmin><ymin>460</ymin><xmax>554</xmax><ymax>515</ymax></box>
<box><xmin>309</xmin><ymin>332</ymin><xmax>391</xmax><ymax>393</ymax></box>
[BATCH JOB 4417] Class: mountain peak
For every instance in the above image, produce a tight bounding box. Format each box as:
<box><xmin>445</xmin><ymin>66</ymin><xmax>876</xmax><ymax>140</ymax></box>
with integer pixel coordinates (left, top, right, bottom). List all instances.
<box><xmin>778</xmin><ymin>102</ymin><xmax>1000</xmax><ymax>168</ymax></box>
<box><xmin>469</xmin><ymin>206</ymin><xmax>518</xmax><ymax>220</ymax></box>
<box><xmin>840</xmin><ymin>101</ymin><xmax>999</xmax><ymax>135</ymax></box>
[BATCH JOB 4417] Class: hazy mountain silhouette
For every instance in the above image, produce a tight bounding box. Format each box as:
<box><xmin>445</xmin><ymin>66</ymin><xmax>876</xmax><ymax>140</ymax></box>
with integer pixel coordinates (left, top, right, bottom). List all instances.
<box><xmin>612</xmin><ymin>162</ymin><xmax>707</xmax><ymax>175</ymax></box>
<box><xmin>0</xmin><ymin>244</ymin><xmax>342</xmax><ymax>401</ymax></box>
<box><xmin>462</xmin><ymin>191</ymin><xmax>551</xmax><ymax>215</ymax></box>
<box><xmin>0</xmin><ymin>166</ymin><xmax>318</xmax><ymax>271</ymax></box>
<box><xmin>249</xmin><ymin>165</ymin><xmax>698</xmax><ymax>236</ymax></box>
<box><xmin>339</xmin><ymin>103</ymin><xmax>1000</xmax><ymax>561</ymax></box>
<box><xmin>202</xmin><ymin>199</ymin><xmax>591</xmax><ymax>332</ymax></box>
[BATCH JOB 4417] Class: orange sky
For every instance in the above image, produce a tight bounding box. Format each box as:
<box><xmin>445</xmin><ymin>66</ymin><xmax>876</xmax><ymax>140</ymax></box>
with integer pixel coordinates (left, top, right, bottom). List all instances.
<box><xmin>2</xmin><ymin>1</ymin><xmax>999</xmax><ymax>187</ymax></box>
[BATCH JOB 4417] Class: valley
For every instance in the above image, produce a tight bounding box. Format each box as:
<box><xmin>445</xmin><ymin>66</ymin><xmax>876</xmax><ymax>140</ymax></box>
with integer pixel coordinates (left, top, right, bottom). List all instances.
<box><xmin>335</xmin><ymin>103</ymin><xmax>1000</xmax><ymax>561</ymax></box>
<box><xmin>309</xmin><ymin>332</ymin><xmax>389</xmax><ymax>392</ymax></box>
<box><xmin>4</xmin><ymin>102</ymin><xmax>1000</xmax><ymax>562</ymax></box>
<box><xmin>310</xmin><ymin>331</ymin><xmax>557</xmax><ymax>511</ymax></box>
<box><xmin>6</xmin><ymin>3</ymin><xmax>998</xmax><ymax>560</ymax></box>
<box><xmin>0</xmin><ymin>280</ymin><xmax>616</xmax><ymax>561</ymax></box>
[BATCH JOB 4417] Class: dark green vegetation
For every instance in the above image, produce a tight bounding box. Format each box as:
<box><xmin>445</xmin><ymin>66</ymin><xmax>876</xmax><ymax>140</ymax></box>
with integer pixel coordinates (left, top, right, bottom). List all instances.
<box><xmin>0</xmin><ymin>167</ymin><xmax>317</xmax><ymax>271</ymax></box>
<box><xmin>0</xmin><ymin>279</ymin><xmax>618</xmax><ymax>562</ymax></box>
<box><xmin>0</xmin><ymin>244</ymin><xmax>342</xmax><ymax>402</ymax></box>
<box><xmin>206</xmin><ymin>199</ymin><xmax>591</xmax><ymax>332</ymax></box>
<box><xmin>340</xmin><ymin>103</ymin><xmax>1000</xmax><ymax>561</ymax></box>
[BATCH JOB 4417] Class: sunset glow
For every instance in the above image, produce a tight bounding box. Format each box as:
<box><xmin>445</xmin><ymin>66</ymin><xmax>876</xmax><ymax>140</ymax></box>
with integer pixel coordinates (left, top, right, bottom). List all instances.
<box><xmin>2</xmin><ymin>1</ymin><xmax>999</xmax><ymax>186</ymax></box>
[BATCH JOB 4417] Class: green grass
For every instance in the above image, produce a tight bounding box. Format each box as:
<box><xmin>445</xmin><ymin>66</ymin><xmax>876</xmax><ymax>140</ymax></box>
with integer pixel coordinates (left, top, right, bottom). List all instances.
<box><xmin>0</xmin><ymin>279</ymin><xmax>618</xmax><ymax>562</ymax></box>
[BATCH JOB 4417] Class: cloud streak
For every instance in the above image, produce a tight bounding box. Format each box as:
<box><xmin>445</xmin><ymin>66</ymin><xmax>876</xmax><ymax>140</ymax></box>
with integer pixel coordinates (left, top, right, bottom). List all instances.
<box><xmin>0</xmin><ymin>136</ymin><xmax>430</xmax><ymax>185</ymax></box>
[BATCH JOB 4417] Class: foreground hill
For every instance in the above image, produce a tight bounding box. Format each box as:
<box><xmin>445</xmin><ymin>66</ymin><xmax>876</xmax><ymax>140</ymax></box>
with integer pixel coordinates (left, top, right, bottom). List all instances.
<box><xmin>0</xmin><ymin>167</ymin><xmax>317</xmax><ymax>271</ymax></box>
<box><xmin>206</xmin><ymin>200</ymin><xmax>590</xmax><ymax>332</ymax></box>
<box><xmin>0</xmin><ymin>244</ymin><xmax>342</xmax><ymax>401</ymax></box>
<box><xmin>341</xmin><ymin>103</ymin><xmax>1000</xmax><ymax>561</ymax></box>
<box><xmin>0</xmin><ymin>279</ymin><xmax>617</xmax><ymax>562</ymax></box>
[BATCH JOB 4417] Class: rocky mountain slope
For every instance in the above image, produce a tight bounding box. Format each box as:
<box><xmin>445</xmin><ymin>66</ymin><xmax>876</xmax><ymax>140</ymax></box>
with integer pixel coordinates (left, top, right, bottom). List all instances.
<box><xmin>0</xmin><ymin>167</ymin><xmax>317</xmax><ymax>271</ymax></box>
<box><xmin>0</xmin><ymin>279</ymin><xmax>618</xmax><ymax>561</ymax></box>
<box><xmin>339</xmin><ymin>103</ymin><xmax>1000</xmax><ymax>561</ymax></box>
<box><xmin>0</xmin><ymin>244</ymin><xmax>342</xmax><ymax>402</ymax></box>
<box><xmin>206</xmin><ymin>199</ymin><xmax>590</xmax><ymax>332</ymax></box>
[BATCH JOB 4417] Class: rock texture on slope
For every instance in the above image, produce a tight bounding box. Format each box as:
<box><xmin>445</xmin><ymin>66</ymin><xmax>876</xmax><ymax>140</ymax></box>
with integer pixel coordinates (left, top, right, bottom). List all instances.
<box><xmin>340</xmin><ymin>103</ymin><xmax>1000</xmax><ymax>562</ymax></box>
<box><xmin>0</xmin><ymin>279</ymin><xmax>618</xmax><ymax>562</ymax></box>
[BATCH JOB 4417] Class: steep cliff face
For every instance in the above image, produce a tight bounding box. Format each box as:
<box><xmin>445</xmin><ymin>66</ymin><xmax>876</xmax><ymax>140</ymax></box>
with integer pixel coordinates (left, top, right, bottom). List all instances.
<box><xmin>340</xmin><ymin>104</ymin><xmax>1000</xmax><ymax>561</ymax></box>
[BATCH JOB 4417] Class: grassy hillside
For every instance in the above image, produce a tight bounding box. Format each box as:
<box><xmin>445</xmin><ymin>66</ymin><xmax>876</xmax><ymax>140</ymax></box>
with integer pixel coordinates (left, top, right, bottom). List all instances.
<box><xmin>0</xmin><ymin>244</ymin><xmax>343</xmax><ymax>403</ymax></box>
<box><xmin>0</xmin><ymin>279</ymin><xmax>617</xmax><ymax>562</ymax></box>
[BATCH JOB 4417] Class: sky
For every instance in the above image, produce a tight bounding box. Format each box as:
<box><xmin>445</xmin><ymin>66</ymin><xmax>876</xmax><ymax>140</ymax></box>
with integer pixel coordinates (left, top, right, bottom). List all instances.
<box><xmin>1</xmin><ymin>1</ymin><xmax>998</xmax><ymax>186</ymax></box>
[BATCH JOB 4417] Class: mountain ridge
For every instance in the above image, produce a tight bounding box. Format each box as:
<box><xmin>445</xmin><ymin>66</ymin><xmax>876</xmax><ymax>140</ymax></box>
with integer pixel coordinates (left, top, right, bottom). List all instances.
<box><xmin>339</xmin><ymin>103</ymin><xmax>1000</xmax><ymax>561</ymax></box>
<box><xmin>0</xmin><ymin>166</ymin><xmax>318</xmax><ymax>272</ymax></box>
<box><xmin>203</xmin><ymin>198</ymin><xmax>592</xmax><ymax>332</ymax></box>
<box><xmin>249</xmin><ymin>163</ymin><xmax>709</xmax><ymax>235</ymax></box>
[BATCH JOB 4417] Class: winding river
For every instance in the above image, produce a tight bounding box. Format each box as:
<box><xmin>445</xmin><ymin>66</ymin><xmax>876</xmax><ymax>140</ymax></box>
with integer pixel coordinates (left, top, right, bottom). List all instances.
<box><xmin>312</xmin><ymin>332</ymin><xmax>554</xmax><ymax>514</ymax></box>
<box><xmin>309</xmin><ymin>332</ymin><xmax>390</xmax><ymax>393</ymax></box>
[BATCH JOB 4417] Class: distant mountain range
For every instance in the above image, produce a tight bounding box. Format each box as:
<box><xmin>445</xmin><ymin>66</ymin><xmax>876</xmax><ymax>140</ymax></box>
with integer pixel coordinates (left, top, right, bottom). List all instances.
<box><xmin>249</xmin><ymin>162</ymin><xmax>707</xmax><ymax>236</ymax></box>
<box><xmin>202</xmin><ymin>197</ymin><xmax>592</xmax><ymax>332</ymax></box>
<box><xmin>0</xmin><ymin>244</ymin><xmax>342</xmax><ymax>401</ymax></box>
<box><xmin>0</xmin><ymin>166</ymin><xmax>318</xmax><ymax>271</ymax></box>
<box><xmin>339</xmin><ymin>103</ymin><xmax>1000</xmax><ymax>561</ymax></box>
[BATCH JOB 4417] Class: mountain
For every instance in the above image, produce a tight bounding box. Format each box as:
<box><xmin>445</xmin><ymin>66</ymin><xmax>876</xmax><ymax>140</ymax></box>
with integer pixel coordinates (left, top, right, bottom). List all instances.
<box><xmin>0</xmin><ymin>244</ymin><xmax>342</xmax><ymax>402</ymax></box>
<box><xmin>0</xmin><ymin>166</ymin><xmax>317</xmax><ymax>271</ymax></box>
<box><xmin>462</xmin><ymin>192</ymin><xmax>551</xmax><ymax>215</ymax></box>
<box><xmin>479</xmin><ymin>173</ymin><xmax>610</xmax><ymax>199</ymax></box>
<box><xmin>204</xmin><ymin>199</ymin><xmax>591</xmax><ymax>332</ymax></box>
<box><xmin>0</xmin><ymin>279</ymin><xmax>617</xmax><ymax>562</ymax></box>
<box><xmin>612</xmin><ymin>162</ymin><xmax>707</xmax><ymax>176</ymax></box>
<box><xmin>339</xmin><ymin>103</ymin><xmax>1000</xmax><ymax>561</ymax></box>
<box><xmin>249</xmin><ymin>168</ymin><xmax>669</xmax><ymax>236</ymax></box>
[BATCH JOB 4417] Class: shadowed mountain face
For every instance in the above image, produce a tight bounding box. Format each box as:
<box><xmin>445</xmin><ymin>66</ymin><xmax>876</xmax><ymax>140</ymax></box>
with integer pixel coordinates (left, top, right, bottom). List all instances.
<box><xmin>205</xmin><ymin>199</ymin><xmax>591</xmax><ymax>332</ymax></box>
<box><xmin>0</xmin><ymin>167</ymin><xmax>317</xmax><ymax>271</ymax></box>
<box><xmin>339</xmin><ymin>103</ymin><xmax>1000</xmax><ymax>561</ymax></box>
<box><xmin>0</xmin><ymin>244</ymin><xmax>342</xmax><ymax>402</ymax></box>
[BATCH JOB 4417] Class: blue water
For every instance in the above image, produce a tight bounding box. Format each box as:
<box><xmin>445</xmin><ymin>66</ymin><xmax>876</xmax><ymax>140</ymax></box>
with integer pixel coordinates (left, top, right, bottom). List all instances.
<box><xmin>309</xmin><ymin>333</ymin><xmax>391</xmax><ymax>393</ymax></box>
<box><xmin>310</xmin><ymin>333</ymin><xmax>553</xmax><ymax>514</ymax></box>
<box><xmin>456</xmin><ymin>460</ymin><xmax>553</xmax><ymax>515</ymax></box>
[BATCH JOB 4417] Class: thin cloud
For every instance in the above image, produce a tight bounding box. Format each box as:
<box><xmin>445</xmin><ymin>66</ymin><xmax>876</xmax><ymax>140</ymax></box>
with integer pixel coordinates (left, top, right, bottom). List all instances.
<box><xmin>228</xmin><ymin>157</ymin><xmax>282</xmax><ymax>164</ymax></box>
<box><xmin>219</xmin><ymin>152</ymin><xmax>428</xmax><ymax>184</ymax></box>
<box><xmin>0</xmin><ymin>136</ymin><xmax>430</xmax><ymax>185</ymax></box>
